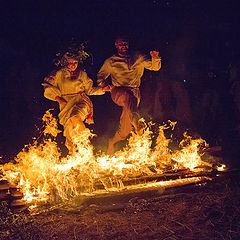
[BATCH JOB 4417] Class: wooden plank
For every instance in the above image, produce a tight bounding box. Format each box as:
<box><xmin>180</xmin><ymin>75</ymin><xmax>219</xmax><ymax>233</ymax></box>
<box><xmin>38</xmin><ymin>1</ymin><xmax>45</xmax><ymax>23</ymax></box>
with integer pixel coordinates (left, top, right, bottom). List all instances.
<box><xmin>0</xmin><ymin>192</ymin><xmax>9</xmax><ymax>201</ymax></box>
<box><xmin>0</xmin><ymin>183</ymin><xmax>10</xmax><ymax>191</ymax></box>
<box><xmin>9</xmin><ymin>191</ymin><xmax>24</xmax><ymax>199</ymax></box>
<box><xmin>9</xmin><ymin>199</ymin><xmax>29</xmax><ymax>212</ymax></box>
<box><xmin>93</xmin><ymin>168</ymin><xmax>213</xmax><ymax>190</ymax></box>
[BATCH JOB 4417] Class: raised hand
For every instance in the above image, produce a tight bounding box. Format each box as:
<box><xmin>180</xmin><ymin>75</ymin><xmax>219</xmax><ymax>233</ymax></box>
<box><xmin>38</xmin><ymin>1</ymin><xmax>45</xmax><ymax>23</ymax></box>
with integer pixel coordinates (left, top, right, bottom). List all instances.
<box><xmin>150</xmin><ymin>50</ymin><xmax>160</xmax><ymax>59</ymax></box>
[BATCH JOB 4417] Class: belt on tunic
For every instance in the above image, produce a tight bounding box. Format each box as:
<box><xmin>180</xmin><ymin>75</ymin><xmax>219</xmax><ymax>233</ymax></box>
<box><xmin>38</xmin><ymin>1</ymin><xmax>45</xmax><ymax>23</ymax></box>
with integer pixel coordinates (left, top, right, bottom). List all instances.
<box><xmin>112</xmin><ymin>86</ymin><xmax>140</xmax><ymax>106</ymax></box>
<box><xmin>61</xmin><ymin>91</ymin><xmax>84</xmax><ymax>97</ymax></box>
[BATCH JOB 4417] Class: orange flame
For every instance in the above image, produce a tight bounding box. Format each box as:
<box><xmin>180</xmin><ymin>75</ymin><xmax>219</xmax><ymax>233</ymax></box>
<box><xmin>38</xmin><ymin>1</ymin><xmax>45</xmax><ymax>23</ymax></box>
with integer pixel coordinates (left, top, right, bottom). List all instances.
<box><xmin>0</xmin><ymin>110</ymin><xmax>224</xmax><ymax>204</ymax></box>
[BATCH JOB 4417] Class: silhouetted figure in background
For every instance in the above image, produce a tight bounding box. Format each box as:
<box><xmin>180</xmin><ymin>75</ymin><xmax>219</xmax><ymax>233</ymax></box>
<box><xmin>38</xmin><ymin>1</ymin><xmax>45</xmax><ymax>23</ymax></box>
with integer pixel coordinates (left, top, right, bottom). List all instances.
<box><xmin>192</xmin><ymin>65</ymin><xmax>221</xmax><ymax>144</ymax></box>
<box><xmin>154</xmin><ymin>77</ymin><xmax>192</xmax><ymax>127</ymax></box>
<box><xmin>140</xmin><ymin>69</ymin><xmax>194</xmax><ymax>142</ymax></box>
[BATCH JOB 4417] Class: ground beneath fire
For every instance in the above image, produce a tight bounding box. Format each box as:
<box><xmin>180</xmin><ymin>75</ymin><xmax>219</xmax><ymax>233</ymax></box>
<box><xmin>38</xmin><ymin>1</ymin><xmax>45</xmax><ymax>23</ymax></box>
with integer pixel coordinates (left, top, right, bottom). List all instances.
<box><xmin>1</xmin><ymin>171</ymin><xmax>240</xmax><ymax>240</ymax></box>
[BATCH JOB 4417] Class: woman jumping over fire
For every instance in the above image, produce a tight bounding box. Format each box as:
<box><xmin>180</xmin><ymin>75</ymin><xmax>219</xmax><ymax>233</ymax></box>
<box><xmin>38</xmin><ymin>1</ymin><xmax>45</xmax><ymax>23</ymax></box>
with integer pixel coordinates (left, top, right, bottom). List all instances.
<box><xmin>42</xmin><ymin>44</ymin><xmax>108</xmax><ymax>154</ymax></box>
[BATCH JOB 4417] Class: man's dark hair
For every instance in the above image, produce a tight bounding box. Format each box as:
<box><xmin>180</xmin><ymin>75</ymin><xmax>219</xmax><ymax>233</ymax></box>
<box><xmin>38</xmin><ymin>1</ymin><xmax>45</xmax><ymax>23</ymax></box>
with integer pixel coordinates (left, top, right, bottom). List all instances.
<box><xmin>115</xmin><ymin>35</ymin><xmax>129</xmax><ymax>43</ymax></box>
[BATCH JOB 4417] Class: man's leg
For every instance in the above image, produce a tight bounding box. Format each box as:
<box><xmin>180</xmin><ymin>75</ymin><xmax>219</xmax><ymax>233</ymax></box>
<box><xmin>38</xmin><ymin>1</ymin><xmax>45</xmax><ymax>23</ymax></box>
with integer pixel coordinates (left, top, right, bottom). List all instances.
<box><xmin>107</xmin><ymin>87</ymin><xmax>133</xmax><ymax>154</ymax></box>
<box><xmin>107</xmin><ymin>87</ymin><xmax>146</xmax><ymax>154</ymax></box>
<box><xmin>107</xmin><ymin>106</ymin><xmax>132</xmax><ymax>154</ymax></box>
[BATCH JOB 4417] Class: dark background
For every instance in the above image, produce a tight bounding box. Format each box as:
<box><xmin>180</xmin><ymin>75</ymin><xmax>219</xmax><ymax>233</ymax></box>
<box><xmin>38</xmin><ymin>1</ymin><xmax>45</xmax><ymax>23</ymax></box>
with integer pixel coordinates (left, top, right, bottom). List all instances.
<box><xmin>1</xmin><ymin>0</ymin><xmax>240</xmax><ymax>163</ymax></box>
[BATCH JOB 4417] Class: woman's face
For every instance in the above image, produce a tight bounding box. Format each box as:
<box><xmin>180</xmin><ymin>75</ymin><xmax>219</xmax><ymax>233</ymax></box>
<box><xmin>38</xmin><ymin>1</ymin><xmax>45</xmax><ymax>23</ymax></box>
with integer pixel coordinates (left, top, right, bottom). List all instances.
<box><xmin>67</xmin><ymin>58</ymin><xmax>79</xmax><ymax>72</ymax></box>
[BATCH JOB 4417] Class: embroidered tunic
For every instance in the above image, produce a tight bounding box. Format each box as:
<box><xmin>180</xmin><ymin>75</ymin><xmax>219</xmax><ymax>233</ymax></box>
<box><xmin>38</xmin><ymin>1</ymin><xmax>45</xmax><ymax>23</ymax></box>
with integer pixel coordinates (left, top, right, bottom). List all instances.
<box><xmin>43</xmin><ymin>68</ymin><xmax>104</xmax><ymax>130</ymax></box>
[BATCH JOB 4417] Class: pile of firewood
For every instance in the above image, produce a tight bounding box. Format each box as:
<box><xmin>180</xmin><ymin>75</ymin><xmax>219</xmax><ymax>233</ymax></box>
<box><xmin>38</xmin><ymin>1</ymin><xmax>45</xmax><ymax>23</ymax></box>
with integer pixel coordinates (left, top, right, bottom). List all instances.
<box><xmin>0</xmin><ymin>180</ymin><xmax>27</xmax><ymax>211</ymax></box>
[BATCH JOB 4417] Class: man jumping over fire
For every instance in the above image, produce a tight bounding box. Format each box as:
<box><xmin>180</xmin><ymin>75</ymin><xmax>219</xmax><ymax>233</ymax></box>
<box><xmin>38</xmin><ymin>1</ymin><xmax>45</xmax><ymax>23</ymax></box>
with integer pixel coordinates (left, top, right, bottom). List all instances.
<box><xmin>97</xmin><ymin>36</ymin><xmax>161</xmax><ymax>154</ymax></box>
<box><xmin>43</xmin><ymin>46</ymin><xmax>108</xmax><ymax>154</ymax></box>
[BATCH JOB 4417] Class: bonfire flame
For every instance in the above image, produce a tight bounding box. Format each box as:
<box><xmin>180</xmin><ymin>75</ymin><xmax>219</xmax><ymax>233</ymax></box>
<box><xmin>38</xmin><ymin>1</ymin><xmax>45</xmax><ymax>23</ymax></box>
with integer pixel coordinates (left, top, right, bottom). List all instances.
<box><xmin>172</xmin><ymin>132</ymin><xmax>211</xmax><ymax>170</ymax></box>
<box><xmin>0</xmin><ymin>110</ymin><xmax>223</xmax><ymax>204</ymax></box>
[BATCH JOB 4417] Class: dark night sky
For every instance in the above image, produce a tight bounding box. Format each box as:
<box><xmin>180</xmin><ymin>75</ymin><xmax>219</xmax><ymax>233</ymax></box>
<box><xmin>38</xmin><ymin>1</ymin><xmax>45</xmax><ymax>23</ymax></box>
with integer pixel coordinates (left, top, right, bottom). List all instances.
<box><xmin>1</xmin><ymin>0</ymin><xmax>239</xmax><ymax>60</ymax></box>
<box><xmin>1</xmin><ymin>0</ymin><xmax>240</xmax><ymax>160</ymax></box>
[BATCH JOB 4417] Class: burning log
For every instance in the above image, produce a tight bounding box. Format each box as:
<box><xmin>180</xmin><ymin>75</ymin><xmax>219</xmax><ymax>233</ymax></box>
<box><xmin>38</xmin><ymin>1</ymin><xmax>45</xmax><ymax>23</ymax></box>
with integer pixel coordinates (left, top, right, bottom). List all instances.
<box><xmin>9</xmin><ymin>199</ymin><xmax>28</xmax><ymax>210</ymax></box>
<box><xmin>93</xmin><ymin>168</ymin><xmax>212</xmax><ymax>190</ymax></box>
<box><xmin>0</xmin><ymin>111</ymin><xmax>227</xmax><ymax>207</ymax></box>
<box><xmin>0</xmin><ymin>181</ymin><xmax>9</xmax><ymax>201</ymax></box>
<box><xmin>0</xmin><ymin>179</ymin><xmax>26</xmax><ymax>210</ymax></box>
<box><xmin>1</xmin><ymin>166</ymin><xmax>233</xmax><ymax>213</ymax></box>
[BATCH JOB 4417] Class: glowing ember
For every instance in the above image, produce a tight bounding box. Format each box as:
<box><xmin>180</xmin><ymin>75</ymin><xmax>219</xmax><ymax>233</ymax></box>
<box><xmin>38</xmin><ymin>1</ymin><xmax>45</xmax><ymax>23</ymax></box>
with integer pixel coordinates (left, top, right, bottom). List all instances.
<box><xmin>0</xmin><ymin>111</ymin><xmax>224</xmax><ymax>205</ymax></box>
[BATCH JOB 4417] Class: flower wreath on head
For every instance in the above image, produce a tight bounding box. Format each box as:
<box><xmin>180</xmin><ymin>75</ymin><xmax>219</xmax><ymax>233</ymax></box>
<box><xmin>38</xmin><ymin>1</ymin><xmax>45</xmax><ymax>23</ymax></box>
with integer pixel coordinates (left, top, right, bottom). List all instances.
<box><xmin>54</xmin><ymin>42</ymin><xmax>90</xmax><ymax>67</ymax></box>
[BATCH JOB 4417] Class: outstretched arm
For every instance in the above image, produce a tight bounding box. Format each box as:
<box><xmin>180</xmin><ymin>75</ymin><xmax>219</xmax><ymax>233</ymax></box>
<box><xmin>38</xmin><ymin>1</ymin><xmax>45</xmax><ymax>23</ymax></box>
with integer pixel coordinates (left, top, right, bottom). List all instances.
<box><xmin>143</xmin><ymin>50</ymin><xmax>161</xmax><ymax>71</ymax></box>
<box><xmin>97</xmin><ymin>59</ymin><xmax>112</xmax><ymax>87</ymax></box>
<box><xmin>82</xmin><ymin>71</ymin><xmax>107</xmax><ymax>95</ymax></box>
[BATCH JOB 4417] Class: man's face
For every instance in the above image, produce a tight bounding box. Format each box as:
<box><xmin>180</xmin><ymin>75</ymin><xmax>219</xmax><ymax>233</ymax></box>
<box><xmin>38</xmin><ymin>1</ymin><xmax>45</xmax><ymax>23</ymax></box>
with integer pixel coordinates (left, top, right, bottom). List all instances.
<box><xmin>67</xmin><ymin>58</ymin><xmax>79</xmax><ymax>72</ymax></box>
<box><xmin>115</xmin><ymin>39</ymin><xmax>129</xmax><ymax>55</ymax></box>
